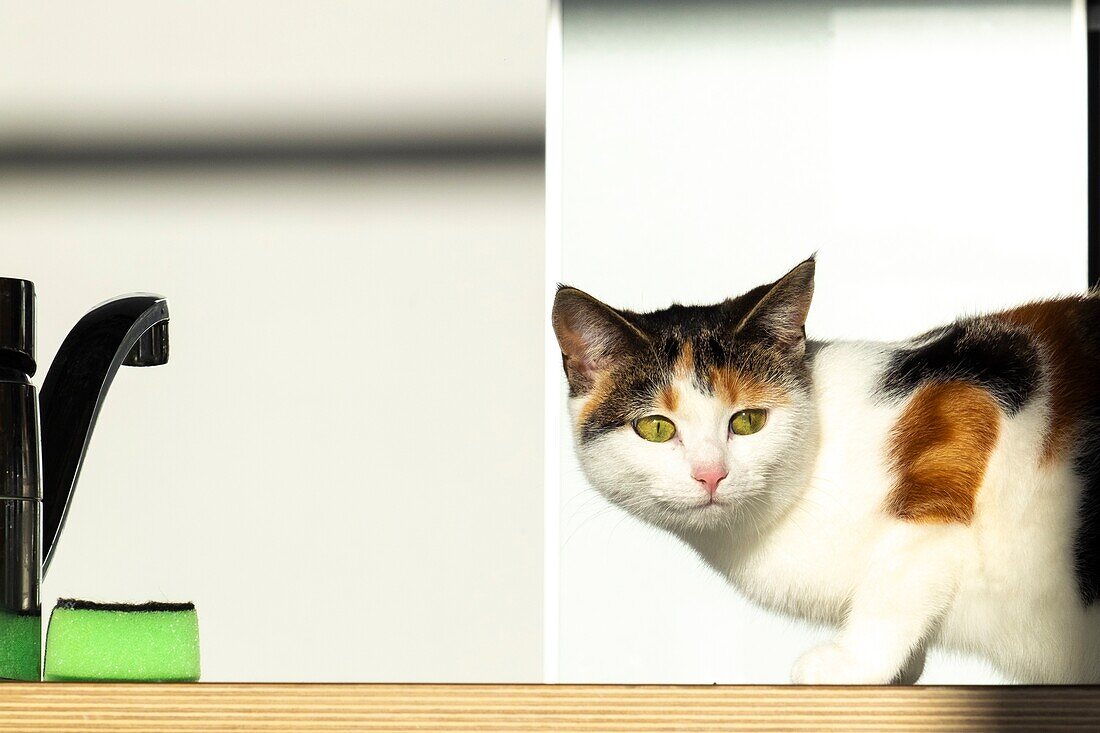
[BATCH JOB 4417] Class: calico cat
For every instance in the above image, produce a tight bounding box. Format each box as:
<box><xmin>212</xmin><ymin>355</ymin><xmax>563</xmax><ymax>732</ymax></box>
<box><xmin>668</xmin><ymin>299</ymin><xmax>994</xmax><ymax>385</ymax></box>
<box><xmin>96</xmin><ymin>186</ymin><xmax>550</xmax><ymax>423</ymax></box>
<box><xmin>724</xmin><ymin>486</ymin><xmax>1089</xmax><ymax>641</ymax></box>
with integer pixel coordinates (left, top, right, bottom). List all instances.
<box><xmin>552</xmin><ymin>257</ymin><xmax>1100</xmax><ymax>684</ymax></box>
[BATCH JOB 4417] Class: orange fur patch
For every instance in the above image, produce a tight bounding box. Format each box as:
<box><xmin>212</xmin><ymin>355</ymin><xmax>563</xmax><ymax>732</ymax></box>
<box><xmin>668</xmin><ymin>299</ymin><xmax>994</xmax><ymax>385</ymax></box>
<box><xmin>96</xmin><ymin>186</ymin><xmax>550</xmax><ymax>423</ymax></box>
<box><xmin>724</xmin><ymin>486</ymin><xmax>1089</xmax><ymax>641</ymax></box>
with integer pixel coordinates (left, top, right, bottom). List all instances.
<box><xmin>578</xmin><ymin>373</ymin><xmax>614</xmax><ymax>424</ymax></box>
<box><xmin>708</xmin><ymin>367</ymin><xmax>791</xmax><ymax>407</ymax></box>
<box><xmin>654</xmin><ymin>341</ymin><xmax>695</xmax><ymax>411</ymax></box>
<box><xmin>658</xmin><ymin>385</ymin><xmax>679</xmax><ymax>412</ymax></box>
<box><xmin>674</xmin><ymin>341</ymin><xmax>694</xmax><ymax>377</ymax></box>
<box><xmin>996</xmin><ymin>298</ymin><xmax>1098</xmax><ymax>464</ymax></box>
<box><xmin>887</xmin><ymin>382</ymin><xmax>1000</xmax><ymax>524</ymax></box>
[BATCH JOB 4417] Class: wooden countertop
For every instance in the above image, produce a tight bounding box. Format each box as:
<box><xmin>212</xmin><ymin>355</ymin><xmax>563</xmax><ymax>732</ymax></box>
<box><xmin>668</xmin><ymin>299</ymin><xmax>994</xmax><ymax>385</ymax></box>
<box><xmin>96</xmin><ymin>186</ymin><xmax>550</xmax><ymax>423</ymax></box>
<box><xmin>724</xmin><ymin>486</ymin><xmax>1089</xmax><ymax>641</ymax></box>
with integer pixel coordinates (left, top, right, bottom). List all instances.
<box><xmin>2</xmin><ymin>683</ymin><xmax>1099</xmax><ymax>731</ymax></box>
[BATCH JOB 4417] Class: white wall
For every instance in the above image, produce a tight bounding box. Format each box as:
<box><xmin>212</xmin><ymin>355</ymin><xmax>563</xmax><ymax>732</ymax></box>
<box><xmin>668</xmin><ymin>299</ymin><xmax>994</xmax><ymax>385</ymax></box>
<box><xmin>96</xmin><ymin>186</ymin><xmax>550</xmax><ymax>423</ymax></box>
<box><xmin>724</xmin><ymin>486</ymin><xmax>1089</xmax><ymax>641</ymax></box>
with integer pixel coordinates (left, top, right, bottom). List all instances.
<box><xmin>0</xmin><ymin>0</ymin><xmax>545</xmax><ymax>145</ymax></box>
<box><xmin>0</xmin><ymin>0</ymin><xmax>546</xmax><ymax>684</ymax></box>
<box><xmin>557</xmin><ymin>0</ymin><xmax>1086</xmax><ymax>683</ymax></box>
<box><xmin>1</xmin><ymin>163</ymin><xmax>545</xmax><ymax>682</ymax></box>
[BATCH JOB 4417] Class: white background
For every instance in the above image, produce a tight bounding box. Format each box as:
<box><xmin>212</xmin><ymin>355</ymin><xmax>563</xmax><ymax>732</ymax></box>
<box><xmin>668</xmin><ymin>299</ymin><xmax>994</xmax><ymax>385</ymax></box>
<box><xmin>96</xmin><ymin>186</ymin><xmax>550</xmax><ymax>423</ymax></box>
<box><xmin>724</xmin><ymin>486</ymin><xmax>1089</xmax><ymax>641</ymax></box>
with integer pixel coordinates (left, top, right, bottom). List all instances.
<box><xmin>0</xmin><ymin>0</ymin><xmax>547</xmax><ymax>682</ymax></box>
<box><xmin>556</xmin><ymin>0</ymin><xmax>1087</xmax><ymax>683</ymax></box>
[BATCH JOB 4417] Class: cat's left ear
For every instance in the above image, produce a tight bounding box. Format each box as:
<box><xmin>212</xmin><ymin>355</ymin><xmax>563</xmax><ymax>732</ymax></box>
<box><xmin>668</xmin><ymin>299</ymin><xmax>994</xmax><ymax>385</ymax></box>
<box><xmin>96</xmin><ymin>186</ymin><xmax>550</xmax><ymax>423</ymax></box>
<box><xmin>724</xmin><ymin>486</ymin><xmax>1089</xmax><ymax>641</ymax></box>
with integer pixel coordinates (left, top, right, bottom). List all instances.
<box><xmin>734</xmin><ymin>257</ymin><xmax>815</xmax><ymax>355</ymax></box>
<box><xmin>553</xmin><ymin>286</ymin><xmax>648</xmax><ymax>393</ymax></box>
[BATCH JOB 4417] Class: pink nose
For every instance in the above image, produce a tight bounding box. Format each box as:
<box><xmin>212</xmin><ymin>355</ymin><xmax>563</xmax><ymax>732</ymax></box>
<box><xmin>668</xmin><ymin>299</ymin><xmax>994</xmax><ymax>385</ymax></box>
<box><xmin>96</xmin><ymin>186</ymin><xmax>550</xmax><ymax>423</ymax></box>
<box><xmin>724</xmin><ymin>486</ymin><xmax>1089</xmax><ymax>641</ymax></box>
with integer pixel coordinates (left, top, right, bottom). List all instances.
<box><xmin>692</xmin><ymin>466</ymin><xmax>728</xmax><ymax>496</ymax></box>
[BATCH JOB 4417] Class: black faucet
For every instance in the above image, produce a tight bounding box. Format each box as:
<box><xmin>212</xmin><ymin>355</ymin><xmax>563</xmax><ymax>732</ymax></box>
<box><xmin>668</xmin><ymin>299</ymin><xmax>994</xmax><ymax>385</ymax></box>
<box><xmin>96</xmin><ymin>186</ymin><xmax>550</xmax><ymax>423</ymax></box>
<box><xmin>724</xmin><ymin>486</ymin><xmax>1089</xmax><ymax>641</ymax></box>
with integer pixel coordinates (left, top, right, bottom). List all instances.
<box><xmin>0</xmin><ymin>277</ymin><xmax>169</xmax><ymax>680</ymax></box>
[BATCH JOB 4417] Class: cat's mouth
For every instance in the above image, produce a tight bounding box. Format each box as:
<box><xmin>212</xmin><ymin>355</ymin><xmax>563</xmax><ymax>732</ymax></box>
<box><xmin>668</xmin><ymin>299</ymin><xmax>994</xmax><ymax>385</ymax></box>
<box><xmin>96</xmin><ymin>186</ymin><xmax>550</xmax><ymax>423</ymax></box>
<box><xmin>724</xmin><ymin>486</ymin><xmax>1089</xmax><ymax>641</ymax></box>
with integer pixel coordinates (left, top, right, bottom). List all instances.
<box><xmin>651</xmin><ymin>496</ymin><xmax>731</xmax><ymax>513</ymax></box>
<box><xmin>639</xmin><ymin>495</ymin><xmax>735</xmax><ymax>529</ymax></box>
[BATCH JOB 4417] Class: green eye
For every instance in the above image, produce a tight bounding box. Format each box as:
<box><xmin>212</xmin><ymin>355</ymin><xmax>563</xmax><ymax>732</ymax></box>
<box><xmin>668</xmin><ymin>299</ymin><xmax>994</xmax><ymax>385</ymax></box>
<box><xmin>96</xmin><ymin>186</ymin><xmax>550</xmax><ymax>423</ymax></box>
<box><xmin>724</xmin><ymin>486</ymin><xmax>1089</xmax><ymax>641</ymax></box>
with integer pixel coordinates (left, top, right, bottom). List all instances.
<box><xmin>632</xmin><ymin>415</ymin><xmax>677</xmax><ymax>443</ymax></box>
<box><xmin>729</xmin><ymin>409</ymin><xmax>767</xmax><ymax>436</ymax></box>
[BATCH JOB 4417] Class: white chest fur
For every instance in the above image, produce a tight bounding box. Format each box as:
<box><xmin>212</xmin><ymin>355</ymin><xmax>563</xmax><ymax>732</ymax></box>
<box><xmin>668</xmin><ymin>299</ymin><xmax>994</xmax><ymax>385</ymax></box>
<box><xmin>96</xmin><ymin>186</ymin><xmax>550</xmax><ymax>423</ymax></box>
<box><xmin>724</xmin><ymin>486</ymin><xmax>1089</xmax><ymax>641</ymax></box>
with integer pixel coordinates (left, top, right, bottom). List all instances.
<box><xmin>681</xmin><ymin>342</ymin><xmax>902</xmax><ymax>623</ymax></box>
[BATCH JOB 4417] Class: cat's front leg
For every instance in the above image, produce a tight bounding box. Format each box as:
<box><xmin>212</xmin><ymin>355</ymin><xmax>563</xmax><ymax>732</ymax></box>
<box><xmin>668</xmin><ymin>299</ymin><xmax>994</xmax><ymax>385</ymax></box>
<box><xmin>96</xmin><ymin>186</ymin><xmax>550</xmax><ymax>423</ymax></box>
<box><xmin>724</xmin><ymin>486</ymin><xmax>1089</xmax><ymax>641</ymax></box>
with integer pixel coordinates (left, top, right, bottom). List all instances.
<box><xmin>790</xmin><ymin>526</ymin><xmax>961</xmax><ymax>685</ymax></box>
<box><xmin>891</xmin><ymin>645</ymin><xmax>927</xmax><ymax>685</ymax></box>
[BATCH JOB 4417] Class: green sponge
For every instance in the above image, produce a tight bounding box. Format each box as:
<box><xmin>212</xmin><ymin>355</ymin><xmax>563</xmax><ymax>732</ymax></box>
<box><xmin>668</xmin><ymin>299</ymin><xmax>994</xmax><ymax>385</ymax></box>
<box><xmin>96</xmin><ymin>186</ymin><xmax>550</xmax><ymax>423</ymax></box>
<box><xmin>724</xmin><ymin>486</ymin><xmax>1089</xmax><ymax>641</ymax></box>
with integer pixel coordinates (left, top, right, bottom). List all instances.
<box><xmin>0</xmin><ymin>610</ymin><xmax>41</xmax><ymax>681</ymax></box>
<box><xmin>44</xmin><ymin>599</ymin><xmax>200</xmax><ymax>682</ymax></box>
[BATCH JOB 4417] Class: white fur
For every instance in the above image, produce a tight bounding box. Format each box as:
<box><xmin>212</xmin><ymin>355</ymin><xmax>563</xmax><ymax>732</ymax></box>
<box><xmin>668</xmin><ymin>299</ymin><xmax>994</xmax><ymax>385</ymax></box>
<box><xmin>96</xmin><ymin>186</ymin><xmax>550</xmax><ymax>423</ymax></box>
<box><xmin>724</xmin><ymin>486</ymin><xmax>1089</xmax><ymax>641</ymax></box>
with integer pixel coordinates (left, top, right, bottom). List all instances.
<box><xmin>570</xmin><ymin>340</ymin><xmax>1100</xmax><ymax>683</ymax></box>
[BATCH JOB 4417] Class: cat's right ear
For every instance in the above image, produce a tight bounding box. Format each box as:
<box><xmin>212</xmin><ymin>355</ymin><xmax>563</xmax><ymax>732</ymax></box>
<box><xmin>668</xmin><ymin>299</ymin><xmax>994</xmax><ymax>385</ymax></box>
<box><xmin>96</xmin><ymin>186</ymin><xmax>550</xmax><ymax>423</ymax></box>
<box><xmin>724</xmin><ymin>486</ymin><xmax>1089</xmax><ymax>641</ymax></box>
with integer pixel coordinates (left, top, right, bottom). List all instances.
<box><xmin>552</xmin><ymin>287</ymin><xmax>648</xmax><ymax>393</ymax></box>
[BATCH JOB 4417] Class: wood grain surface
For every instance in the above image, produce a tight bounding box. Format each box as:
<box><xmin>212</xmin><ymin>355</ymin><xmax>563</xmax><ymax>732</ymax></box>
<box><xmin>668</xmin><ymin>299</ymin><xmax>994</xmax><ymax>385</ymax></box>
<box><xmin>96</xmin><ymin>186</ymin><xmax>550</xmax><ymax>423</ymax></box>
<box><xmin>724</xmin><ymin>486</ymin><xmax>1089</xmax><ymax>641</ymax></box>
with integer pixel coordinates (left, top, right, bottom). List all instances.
<box><xmin>1</xmin><ymin>683</ymin><xmax>1099</xmax><ymax>732</ymax></box>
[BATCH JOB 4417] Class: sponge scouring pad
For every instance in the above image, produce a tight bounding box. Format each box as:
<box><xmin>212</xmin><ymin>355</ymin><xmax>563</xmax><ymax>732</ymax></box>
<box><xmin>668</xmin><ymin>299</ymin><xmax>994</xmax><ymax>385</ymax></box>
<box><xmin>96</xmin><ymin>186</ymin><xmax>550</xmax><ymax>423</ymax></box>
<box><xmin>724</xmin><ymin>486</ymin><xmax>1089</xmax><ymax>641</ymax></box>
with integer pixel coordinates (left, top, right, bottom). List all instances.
<box><xmin>0</xmin><ymin>610</ymin><xmax>41</xmax><ymax>681</ymax></box>
<box><xmin>44</xmin><ymin>599</ymin><xmax>200</xmax><ymax>682</ymax></box>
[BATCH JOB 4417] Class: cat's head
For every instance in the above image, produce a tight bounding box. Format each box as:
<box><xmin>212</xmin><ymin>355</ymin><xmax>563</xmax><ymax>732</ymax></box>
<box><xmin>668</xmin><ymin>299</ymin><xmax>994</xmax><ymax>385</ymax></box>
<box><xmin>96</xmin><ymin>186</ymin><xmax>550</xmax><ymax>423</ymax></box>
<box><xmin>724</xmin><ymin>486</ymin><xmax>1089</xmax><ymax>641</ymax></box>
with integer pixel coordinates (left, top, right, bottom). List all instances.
<box><xmin>553</xmin><ymin>258</ymin><xmax>819</xmax><ymax>533</ymax></box>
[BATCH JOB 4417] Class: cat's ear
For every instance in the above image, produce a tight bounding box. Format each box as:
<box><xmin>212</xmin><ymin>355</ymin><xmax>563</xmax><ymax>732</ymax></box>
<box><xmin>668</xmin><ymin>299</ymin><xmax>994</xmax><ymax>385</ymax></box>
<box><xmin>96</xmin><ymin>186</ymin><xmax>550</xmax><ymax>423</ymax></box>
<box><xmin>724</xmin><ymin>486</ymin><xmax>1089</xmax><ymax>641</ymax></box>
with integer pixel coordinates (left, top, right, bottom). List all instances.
<box><xmin>553</xmin><ymin>286</ymin><xmax>648</xmax><ymax>393</ymax></box>
<box><xmin>734</xmin><ymin>257</ymin><xmax>815</xmax><ymax>355</ymax></box>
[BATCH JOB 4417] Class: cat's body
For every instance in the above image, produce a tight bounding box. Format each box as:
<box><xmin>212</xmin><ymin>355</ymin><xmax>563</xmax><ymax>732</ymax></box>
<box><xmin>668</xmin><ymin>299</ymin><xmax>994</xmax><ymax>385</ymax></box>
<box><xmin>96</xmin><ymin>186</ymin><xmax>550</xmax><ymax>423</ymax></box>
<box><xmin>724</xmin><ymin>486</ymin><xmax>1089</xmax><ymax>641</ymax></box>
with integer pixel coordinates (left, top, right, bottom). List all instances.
<box><xmin>685</xmin><ymin>337</ymin><xmax>1100</xmax><ymax>684</ymax></box>
<box><xmin>553</xmin><ymin>259</ymin><xmax>1100</xmax><ymax>684</ymax></box>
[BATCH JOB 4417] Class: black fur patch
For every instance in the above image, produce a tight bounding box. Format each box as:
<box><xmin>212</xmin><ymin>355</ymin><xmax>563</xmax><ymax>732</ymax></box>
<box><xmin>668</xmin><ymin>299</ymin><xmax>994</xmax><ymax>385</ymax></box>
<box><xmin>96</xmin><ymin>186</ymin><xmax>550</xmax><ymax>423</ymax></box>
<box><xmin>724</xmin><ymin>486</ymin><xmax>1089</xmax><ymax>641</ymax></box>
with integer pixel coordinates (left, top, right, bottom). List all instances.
<box><xmin>1068</xmin><ymin>301</ymin><xmax>1100</xmax><ymax>604</ymax></box>
<box><xmin>879</xmin><ymin>319</ymin><xmax>1042</xmax><ymax>415</ymax></box>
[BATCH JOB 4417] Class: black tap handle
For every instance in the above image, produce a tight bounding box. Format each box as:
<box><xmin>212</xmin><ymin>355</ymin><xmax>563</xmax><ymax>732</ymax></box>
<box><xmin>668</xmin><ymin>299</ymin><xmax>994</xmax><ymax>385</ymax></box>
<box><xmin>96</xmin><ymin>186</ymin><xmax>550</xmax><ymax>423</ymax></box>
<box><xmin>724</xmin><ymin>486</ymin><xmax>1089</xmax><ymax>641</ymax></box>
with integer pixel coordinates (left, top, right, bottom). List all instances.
<box><xmin>0</xmin><ymin>278</ymin><xmax>36</xmax><ymax>378</ymax></box>
<box><xmin>39</xmin><ymin>295</ymin><xmax>169</xmax><ymax>574</ymax></box>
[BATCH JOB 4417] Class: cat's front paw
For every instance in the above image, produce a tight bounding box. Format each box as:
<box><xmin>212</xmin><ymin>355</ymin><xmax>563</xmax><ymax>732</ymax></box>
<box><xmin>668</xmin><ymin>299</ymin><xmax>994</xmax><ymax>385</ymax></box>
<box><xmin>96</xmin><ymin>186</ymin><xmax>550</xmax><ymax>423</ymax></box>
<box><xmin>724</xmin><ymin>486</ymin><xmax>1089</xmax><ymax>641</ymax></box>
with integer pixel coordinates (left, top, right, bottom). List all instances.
<box><xmin>791</xmin><ymin>642</ymin><xmax>894</xmax><ymax>685</ymax></box>
<box><xmin>791</xmin><ymin>642</ymin><xmax>854</xmax><ymax>684</ymax></box>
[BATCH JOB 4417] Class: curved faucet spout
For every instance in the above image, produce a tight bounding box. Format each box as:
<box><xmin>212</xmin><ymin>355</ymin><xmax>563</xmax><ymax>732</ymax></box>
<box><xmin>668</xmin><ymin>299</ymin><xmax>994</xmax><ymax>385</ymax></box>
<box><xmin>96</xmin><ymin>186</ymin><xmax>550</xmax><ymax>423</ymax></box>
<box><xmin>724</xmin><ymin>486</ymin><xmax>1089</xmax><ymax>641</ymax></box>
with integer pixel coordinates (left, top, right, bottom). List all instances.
<box><xmin>39</xmin><ymin>295</ymin><xmax>169</xmax><ymax>574</ymax></box>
